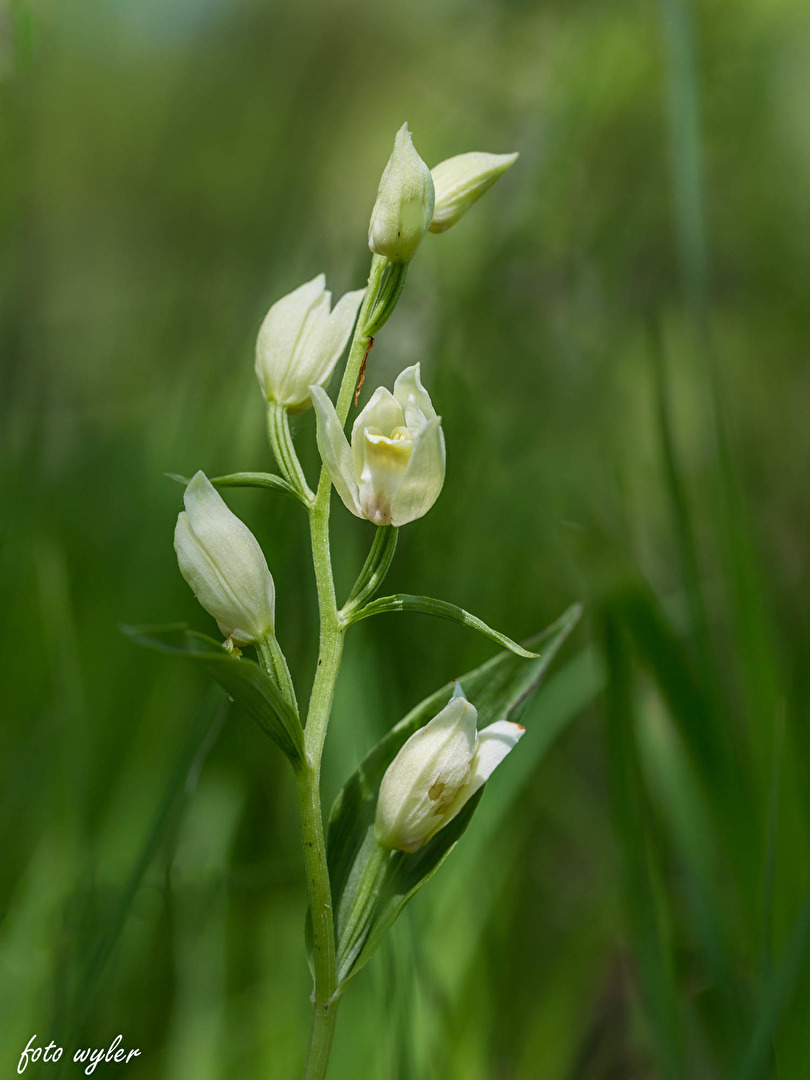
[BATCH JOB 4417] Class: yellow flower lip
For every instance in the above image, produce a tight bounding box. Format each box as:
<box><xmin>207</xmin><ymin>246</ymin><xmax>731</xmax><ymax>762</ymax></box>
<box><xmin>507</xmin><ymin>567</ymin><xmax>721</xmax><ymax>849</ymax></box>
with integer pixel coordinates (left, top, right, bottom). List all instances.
<box><xmin>362</xmin><ymin>429</ymin><xmax>414</xmax><ymax>504</ymax></box>
<box><xmin>364</xmin><ymin>427</ymin><xmax>413</xmax><ymax>455</ymax></box>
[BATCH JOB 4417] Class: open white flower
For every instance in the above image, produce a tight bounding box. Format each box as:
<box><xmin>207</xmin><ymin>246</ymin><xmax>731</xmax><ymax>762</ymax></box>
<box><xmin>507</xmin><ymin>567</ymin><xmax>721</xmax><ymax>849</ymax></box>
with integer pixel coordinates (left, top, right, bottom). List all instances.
<box><xmin>174</xmin><ymin>471</ymin><xmax>275</xmax><ymax>645</ymax></box>
<box><xmin>375</xmin><ymin>684</ymin><xmax>525</xmax><ymax>853</ymax></box>
<box><xmin>368</xmin><ymin>124</ymin><xmax>435</xmax><ymax>265</ymax></box>
<box><xmin>255</xmin><ymin>274</ymin><xmax>365</xmax><ymax>411</ymax></box>
<box><xmin>429</xmin><ymin>151</ymin><xmax>519</xmax><ymax>233</ymax></box>
<box><xmin>311</xmin><ymin>363</ymin><xmax>445</xmax><ymax>527</ymax></box>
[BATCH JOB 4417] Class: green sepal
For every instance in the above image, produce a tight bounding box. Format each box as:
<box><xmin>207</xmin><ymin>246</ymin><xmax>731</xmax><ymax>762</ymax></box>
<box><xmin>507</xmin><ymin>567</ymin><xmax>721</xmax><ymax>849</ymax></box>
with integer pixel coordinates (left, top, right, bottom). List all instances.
<box><xmin>166</xmin><ymin>471</ymin><xmax>299</xmax><ymax>499</ymax></box>
<box><xmin>343</xmin><ymin>592</ymin><xmax>538</xmax><ymax>658</ymax></box>
<box><xmin>324</xmin><ymin>602</ymin><xmax>582</xmax><ymax>991</ymax></box>
<box><xmin>121</xmin><ymin>623</ymin><xmax>305</xmax><ymax>765</ymax></box>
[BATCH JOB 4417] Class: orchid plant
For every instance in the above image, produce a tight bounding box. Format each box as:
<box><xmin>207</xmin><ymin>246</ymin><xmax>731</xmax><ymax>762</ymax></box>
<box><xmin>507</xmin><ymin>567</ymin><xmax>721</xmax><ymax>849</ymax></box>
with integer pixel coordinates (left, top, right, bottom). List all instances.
<box><xmin>128</xmin><ymin>123</ymin><xmax>580</xmax><ymax>1079</ymax></box>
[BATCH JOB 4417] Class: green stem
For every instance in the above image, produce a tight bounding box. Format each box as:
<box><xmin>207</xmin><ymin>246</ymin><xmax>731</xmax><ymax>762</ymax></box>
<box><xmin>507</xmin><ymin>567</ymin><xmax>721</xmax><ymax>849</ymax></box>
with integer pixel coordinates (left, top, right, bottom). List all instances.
<box><xmin>267</xmin><ymin>401</ymin><xmax>315</xmax><ymax>505</ymax></box>
<box><xmin>295</xmin><ymin>468</ymin><xmax>344</xmax><ymax>1080</ymax></box>
<box><xmin>335</xmin><ymin>255</ymin><xmax>387</xmax><ymax>426</ymax></box>
<box><xmin>256</xmin><ymin>588</ymin><xmax>340</xmax><ymax>1079</ymax></box>
<box><xmin>296</xmin><ymin>757</ymin><xmax>341</xmax><ymax>1079</ymax></box>
<box><xmin>287</xmin><ymin>254</ymin><xmax>400</xmax><ymax>1080</ymax></box>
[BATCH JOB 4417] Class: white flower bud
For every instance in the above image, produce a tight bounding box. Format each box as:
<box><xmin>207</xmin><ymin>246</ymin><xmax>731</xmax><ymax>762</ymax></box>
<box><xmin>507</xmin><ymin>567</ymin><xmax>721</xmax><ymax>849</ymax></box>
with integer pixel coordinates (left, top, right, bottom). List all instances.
<box><xmin>311</xmin><ymin>363</ymin><xmax>445</xmax><ymax>527</ymax></box>
<box><xmin>255</xmin><ymin>274</ymin><xmax>364</xmax><ymax>412</ymax></box>
<box><xmin>375</xmin><ymin>685</ymin><xmax>525</xmax><ymax>853</ymax></box>
<box><xmin>174</xmin><ymin>471</ymin><xmax>275</xmax><ymax>645</ymax></box>
<box><xmin>429</xmin><ymin>151</ymin><xmax>519</xmax><ymax>234</ymax></box>
<box><xmin>368</xmin><ymin>124</ymin><xmax>435</xmax><ymax>264</ymax></box>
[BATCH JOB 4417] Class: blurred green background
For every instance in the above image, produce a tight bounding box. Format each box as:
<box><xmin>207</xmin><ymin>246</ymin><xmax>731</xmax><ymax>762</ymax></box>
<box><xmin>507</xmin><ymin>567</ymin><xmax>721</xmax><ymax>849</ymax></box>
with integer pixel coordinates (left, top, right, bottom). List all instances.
<box><xmin>2</xmin><ymin>0</ymin><xmax>810</xmax><ymax>1076</ymax></box>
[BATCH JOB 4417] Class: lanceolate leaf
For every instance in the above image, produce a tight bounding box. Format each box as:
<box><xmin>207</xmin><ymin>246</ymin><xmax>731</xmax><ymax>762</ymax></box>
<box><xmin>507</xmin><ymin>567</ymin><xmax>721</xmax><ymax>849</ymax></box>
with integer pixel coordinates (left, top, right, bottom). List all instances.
<box><xmin>166</xmin><ymin>471</ymin><xmax>298</xmax><ymax>499</ymax></box>
<box><xmin>344</xmin><ymin>593</ymin><xmax>538</xmax><ymax>658</ymax></box>
<box><xmin>326</xmin><ymin>602</ymin><xmax>582</xmax><ymax>989</ymax></box>
<box><xmin>122</xmin><ymin>624</ymin><xmax>304</xmax><ymax>764</ymax></box>
<box><xmin>341</xmin><ymin>526</ymin><xmax>399</xmax><ymax>614</ymax></box>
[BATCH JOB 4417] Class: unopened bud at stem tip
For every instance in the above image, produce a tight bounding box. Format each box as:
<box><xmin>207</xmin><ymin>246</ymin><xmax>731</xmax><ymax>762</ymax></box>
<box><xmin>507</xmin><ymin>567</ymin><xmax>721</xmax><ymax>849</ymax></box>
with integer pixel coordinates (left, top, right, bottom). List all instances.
<box><xmin>368</xmin><ymin>123</ymin><xmax>435</xmax><ymax>265</ymax></box>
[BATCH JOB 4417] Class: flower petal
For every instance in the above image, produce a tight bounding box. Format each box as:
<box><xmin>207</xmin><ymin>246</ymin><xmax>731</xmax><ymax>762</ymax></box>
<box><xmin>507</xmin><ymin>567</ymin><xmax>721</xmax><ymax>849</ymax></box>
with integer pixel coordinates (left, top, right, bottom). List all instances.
<box><xmin>297</xmin><ymin>287</ymin><xmax>366</xmax><ymax>401</ymax></box>
<box><xmin>255</xmin><ymin>274</ymin><xmax>327</xmax><ymax>403</ymax></box>
<box><xmin>311</xmin><ymin>386</ymin><xmax>363</xmax><ymax>517</ymax></box>
<box><xmin>466</xmin><ymin>720</ymin><xmax>525</xmax><ymax>794</ymax></box>
<box><xmin>439</xmin><ymin>719</ymin><xmax>525</xmax><ymax>825</ymax></box>
<box><xmin>389</xmin><ymin>417</ymin><xmax>446</xmax><ymax>526</ymax></box>
<box><xmin>393</xmin><ymin>362</ymin><xmax>437</xmax><ymax>430</ymax></box>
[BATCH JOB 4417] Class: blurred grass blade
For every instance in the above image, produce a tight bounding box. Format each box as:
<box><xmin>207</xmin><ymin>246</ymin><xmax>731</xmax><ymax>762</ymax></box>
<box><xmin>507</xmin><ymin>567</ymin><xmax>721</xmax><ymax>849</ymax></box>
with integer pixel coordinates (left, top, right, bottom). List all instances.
<box><xmin>618</xmin><ymin>585</ymin><xmax>719</xmax><ymax>773</ymax></box>
<box><xmin>736</xmin><ymin>894</ymin><xmax>810</xmax><ymax>1080</ymax></box>
<box><xmin>122</xmin><ymin>624</ymin><xmax>304</xmax><ymax>764</ymax></box>
<box><xmin>650</xmin><ymin>321</ymin><xmax>719</xmax><ymax>710</ymax></box>
<box><xmin>659</xmin><ymin>0</ymin><xmax>781</xmax><ymax>765</ymax></box>
<box><xmin>65</xmin><ymin>693</ymin><xmax>228</xmax><ymax>1053</ymax></box>
<box><xmin>758</xmin><ymin>705</ymin><xmax>785</xmax><ymax>983</ymax></box>
<box><xmin>603</xmin><ymin>611</ymin><xmax>686</xmax><ymax>1080</ymax></box>
<box><xmin>616</xmin><ymin>582</ymin><xmax>760</xmax><ymax>914</ymax></box>
<box><xmin>657</xmin><ymin>0</ymin><xmax>709</xmax><ymax>314</ymax></box>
